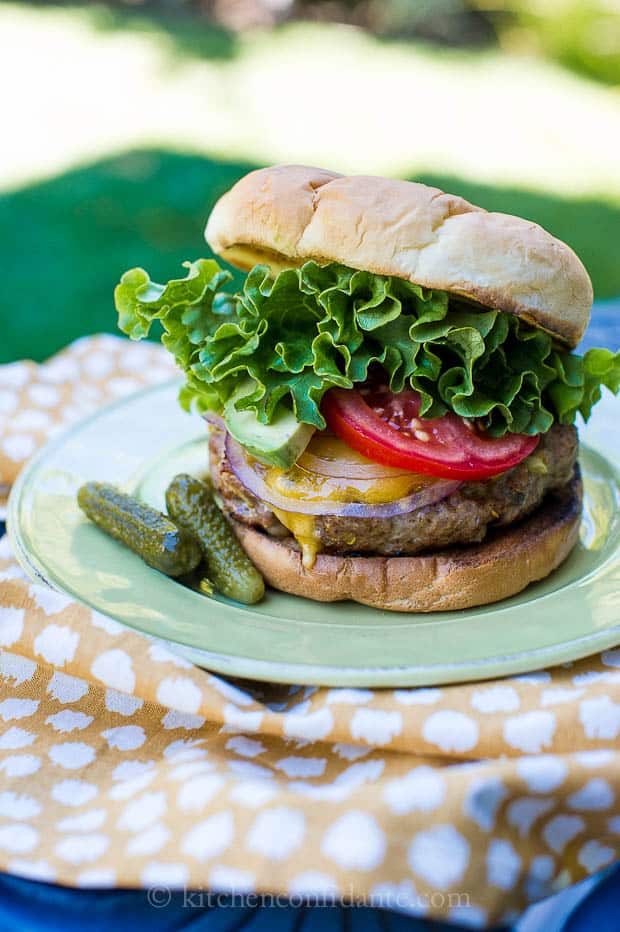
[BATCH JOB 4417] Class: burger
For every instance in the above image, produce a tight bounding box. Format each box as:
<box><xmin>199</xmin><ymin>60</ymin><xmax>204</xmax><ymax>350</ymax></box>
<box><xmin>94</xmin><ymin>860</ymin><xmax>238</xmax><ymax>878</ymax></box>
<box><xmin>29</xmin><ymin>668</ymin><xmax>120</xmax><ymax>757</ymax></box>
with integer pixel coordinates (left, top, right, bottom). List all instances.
<box><xmin>115</xmin><ymin>165</ymin><xmax>619</xmax><ymax>611</ymax></box>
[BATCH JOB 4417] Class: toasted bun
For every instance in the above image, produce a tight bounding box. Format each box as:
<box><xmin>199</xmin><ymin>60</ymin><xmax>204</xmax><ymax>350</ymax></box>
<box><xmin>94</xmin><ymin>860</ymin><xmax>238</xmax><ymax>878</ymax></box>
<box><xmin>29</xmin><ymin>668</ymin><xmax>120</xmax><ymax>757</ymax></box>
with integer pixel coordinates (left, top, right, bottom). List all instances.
<box><xmin>206</xmin><ymin>165</ymin><xmax>593</xmax><ymax>347</ymax></box>
<box><xmin>231</xmin><ymin>473</ymin><xmax>582</xmax><ymax>612</ymax></box>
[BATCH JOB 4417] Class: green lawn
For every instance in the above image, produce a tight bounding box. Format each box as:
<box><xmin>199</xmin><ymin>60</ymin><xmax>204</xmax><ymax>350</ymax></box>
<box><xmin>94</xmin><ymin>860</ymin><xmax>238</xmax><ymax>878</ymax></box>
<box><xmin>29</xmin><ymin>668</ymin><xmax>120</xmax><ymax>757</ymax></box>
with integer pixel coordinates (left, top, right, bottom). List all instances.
<box><xmin>2</xmin><ymin>3</ymin><xmax>619</xmax><ymax>363</ymax></box>
<box><xmin>2</xmin><ymin>148</ymin><xmax>619</xmax><ymax>364</ymax></box>
<box><xmin>3</xmin><ymin>4</ymin><xmax>620</xmax><ymax>198</ymax></box>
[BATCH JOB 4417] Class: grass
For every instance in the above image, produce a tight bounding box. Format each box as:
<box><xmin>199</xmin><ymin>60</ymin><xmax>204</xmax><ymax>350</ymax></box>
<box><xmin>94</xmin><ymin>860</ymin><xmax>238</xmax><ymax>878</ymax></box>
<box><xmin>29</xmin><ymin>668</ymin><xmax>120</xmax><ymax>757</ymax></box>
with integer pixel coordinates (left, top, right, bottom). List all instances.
<box><xmin>1</xmin><ymin>3</ymin><xmax>619</xmax><ymax>363</ymax></box>
<box><xmin>1</xmin><ymin>149</ymin><xmax>619</xmax><ymax>364</ymax></box>
<box><xmin>2</xmin><ymin>4</ymin><xmax>620</xmax><ymax>198</ymax></box>
<box><xmin>0</xmin><ymin>152</ymin><xmax>249</xmax><ymax>364</ymax></box>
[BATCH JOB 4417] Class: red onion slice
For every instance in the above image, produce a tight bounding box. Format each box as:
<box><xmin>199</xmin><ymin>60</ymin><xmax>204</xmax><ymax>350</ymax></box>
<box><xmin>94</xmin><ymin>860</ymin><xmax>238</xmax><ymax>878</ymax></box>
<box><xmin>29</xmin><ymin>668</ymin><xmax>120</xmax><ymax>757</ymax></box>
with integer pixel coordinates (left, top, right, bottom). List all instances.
<box><xmin>203</xmin><ymin>411</ymin><xmax>225</xmax><ymax>430</ymax></box>
<box><xmin>225</xmin><ymin>434</ymin><xmax>462</xmax><ymax>519</ymax></box>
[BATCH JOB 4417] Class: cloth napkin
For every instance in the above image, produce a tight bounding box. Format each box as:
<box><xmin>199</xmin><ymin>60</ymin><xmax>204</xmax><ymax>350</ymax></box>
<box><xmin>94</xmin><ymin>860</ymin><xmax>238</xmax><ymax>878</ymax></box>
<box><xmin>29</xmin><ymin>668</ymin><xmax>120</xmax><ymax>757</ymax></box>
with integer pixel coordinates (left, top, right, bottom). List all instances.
<box><xmin>0</xmin><ymin>335</ymin><xmax>618</xmax><ymax>929</ymax></box>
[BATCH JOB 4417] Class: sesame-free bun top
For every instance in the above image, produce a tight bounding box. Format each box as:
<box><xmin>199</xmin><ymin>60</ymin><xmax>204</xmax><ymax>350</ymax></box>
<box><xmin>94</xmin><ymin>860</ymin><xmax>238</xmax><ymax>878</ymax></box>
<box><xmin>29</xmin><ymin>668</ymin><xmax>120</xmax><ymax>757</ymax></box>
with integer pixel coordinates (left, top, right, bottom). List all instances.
<box><xmin>205</xmin><ymin>164</ymin><xmax>593</xmax><ymax>348</ymax></box>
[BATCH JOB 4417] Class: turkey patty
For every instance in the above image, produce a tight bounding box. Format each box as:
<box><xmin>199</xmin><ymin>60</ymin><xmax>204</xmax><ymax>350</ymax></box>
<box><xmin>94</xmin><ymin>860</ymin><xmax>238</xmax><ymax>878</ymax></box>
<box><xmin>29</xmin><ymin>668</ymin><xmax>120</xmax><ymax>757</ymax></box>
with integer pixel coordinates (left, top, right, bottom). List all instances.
<box><xmin>209</xmin><ymin>423</ymin><xmax>578</xmax><ymax>556</ymax></box>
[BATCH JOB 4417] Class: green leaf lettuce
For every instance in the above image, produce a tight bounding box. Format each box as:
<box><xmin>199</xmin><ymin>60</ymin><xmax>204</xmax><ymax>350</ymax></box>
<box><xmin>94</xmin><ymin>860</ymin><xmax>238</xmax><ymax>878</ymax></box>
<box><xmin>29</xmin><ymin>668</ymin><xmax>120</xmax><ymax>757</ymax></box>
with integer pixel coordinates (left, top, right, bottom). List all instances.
<box><xmin>114</xmin><ymin>259</ymin><xmax>620</xmax><ymax>436</ymax></box>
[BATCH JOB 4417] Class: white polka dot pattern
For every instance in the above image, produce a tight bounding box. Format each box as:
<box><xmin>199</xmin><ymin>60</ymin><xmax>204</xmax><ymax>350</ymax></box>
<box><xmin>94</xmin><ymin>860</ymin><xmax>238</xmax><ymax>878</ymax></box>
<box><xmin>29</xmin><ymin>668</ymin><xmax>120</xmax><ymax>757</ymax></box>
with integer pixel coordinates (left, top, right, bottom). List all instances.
<box><xmin>0</xmin><ymin>336</ymin><xmax>618</xmax><ymax>926</ymax></box>
<box><xmin>0</xmin><ymin>336</ymin><xmax>177</xmax><ymax>491</ymax></box>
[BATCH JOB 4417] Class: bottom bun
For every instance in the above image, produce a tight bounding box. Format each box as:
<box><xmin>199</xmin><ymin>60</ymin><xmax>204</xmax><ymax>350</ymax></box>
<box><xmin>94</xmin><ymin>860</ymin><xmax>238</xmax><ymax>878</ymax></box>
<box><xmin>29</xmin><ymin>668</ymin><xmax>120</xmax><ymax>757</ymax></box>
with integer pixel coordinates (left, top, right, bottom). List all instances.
<box><xmin>231</xmin><ymin>471</ymin><xmax>583</xmax><ymax>612</ymax></box>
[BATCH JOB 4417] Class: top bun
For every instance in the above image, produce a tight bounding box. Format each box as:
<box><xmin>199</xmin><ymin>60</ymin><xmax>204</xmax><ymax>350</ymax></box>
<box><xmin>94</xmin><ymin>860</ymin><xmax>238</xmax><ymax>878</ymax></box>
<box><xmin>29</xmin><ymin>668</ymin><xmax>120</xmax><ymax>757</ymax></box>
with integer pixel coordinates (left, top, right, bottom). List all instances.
<box><xmin>205</xmin><ymin>165</ymin><xmax>593</xmax><ymax>348</ymax></box>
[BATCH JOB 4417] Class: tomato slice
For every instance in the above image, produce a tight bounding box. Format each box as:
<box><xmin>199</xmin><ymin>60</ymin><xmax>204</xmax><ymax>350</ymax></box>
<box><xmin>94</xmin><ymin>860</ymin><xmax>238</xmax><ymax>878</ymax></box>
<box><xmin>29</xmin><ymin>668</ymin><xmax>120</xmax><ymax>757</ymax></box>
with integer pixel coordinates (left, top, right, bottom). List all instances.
<box><xmin>321</xmin><ymin>387</ymin><xmax>539</xmax><ymax>480</ymax></box>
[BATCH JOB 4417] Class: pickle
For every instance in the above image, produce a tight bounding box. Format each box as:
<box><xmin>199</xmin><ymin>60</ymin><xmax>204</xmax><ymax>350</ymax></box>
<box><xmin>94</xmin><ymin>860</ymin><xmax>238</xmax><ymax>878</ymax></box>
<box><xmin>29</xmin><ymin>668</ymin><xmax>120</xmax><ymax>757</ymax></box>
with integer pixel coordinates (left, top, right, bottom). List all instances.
<box><xmin>166</xmin><ymin>473</ymin><xmax>265</xmax><ymax>604</ymax></box>
<box><xmin>77</xmin><ymin>482</ymin><xmax>202</xmax><ymax>577</ymax></box>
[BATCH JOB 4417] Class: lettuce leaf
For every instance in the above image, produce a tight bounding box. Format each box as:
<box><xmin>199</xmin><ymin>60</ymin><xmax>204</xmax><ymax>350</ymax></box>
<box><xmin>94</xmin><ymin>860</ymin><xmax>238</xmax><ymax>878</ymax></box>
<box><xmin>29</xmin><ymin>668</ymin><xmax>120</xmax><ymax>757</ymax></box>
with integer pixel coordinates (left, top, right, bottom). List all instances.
<box><xmin>115</xmin><ymin>259</ymin><xmax>620</xmax><ymax>436</ymax></box>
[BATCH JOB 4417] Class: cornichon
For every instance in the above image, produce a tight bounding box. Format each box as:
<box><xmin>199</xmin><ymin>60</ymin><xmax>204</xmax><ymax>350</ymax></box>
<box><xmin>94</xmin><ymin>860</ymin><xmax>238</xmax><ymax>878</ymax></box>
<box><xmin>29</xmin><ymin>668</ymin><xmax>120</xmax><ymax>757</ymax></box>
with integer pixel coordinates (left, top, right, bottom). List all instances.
<box><xmin>166</xmin><ymin>473</ymin><xmax>265</xmax><ymax>604</ymax></box>
<box><xmin>77</xmin><ymin>482</ymin><xmax>202</xmax><ymax>577</ymax></box>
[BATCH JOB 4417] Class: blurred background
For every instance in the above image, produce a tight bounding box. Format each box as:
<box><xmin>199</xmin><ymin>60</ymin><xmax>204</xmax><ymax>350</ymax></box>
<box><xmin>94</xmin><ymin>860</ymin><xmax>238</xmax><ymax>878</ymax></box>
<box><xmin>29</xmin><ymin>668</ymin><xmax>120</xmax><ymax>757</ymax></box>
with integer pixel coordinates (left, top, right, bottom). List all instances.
<box><xmin>1</xmin><ymin>0</ymin><xmax>619</xmax><ymax>364</ymax></box>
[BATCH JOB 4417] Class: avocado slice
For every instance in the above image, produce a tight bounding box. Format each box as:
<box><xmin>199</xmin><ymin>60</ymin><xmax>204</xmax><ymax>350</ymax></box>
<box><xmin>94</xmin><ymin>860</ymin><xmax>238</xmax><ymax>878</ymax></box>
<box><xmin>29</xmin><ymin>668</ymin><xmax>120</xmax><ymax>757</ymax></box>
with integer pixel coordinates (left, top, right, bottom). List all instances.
<box><xmin>224</xmin><ymin>382</ymin><xmax>315</xmax><ymax>469</ymax></box>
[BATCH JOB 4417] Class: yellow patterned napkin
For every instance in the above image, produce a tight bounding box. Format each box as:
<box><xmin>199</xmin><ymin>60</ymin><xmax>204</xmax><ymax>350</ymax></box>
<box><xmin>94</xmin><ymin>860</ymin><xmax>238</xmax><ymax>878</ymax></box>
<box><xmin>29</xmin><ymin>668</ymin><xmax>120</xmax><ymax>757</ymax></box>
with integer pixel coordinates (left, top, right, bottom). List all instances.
<box><xmin>0</xmin><ymin>336</ymin><xmax>618</xmax><ymax>927</ymax></box>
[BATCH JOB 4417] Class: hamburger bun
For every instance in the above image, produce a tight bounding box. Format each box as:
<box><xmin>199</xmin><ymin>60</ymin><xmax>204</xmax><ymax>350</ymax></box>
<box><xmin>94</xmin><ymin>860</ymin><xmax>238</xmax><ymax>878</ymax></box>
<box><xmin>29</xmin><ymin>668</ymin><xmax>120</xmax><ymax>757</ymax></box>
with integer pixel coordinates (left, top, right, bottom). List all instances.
<box><xmin>206</xmin><ymin>165</ymin><xmax>593</xmax><ymax>348</ymax></box>
<box><xmin>231</xmin><ymin>472</ymin><xmax>582</xmax><ymax>612</ymax></box>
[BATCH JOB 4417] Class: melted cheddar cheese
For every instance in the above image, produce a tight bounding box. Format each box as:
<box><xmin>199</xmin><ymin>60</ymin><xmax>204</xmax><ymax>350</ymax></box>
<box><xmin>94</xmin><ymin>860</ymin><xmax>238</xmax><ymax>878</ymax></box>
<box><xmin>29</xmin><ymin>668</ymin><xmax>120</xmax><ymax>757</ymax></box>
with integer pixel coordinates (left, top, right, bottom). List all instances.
<box><xmin>258</xmin><ymin>434</ymin><xmax>437</xmax><ymax>568</ymax></box>
<box><xmin>271</xmin><ymin>509</ymin><xmax>320</xmax><ymax>569</ymax></box>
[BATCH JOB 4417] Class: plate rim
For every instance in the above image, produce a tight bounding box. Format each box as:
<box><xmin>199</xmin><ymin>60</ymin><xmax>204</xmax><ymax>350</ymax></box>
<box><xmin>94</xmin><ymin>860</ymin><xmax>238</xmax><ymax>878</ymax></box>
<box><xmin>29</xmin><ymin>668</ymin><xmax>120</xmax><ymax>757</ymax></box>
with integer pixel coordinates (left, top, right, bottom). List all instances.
<box><xmin>7</xmin><ymin>380</ymin><xmax>620</xmax><ymax>687</ymax></box>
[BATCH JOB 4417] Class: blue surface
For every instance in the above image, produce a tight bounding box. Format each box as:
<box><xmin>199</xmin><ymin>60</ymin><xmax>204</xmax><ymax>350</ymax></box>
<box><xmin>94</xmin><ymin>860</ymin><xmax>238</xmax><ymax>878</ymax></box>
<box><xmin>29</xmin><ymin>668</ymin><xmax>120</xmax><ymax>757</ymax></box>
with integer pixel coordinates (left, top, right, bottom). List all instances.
<box><xmin>563</xmin><ymin>866</ymin><xmax>620</xmax><ymax>932</ymax></box>
<box><xmin>0</xmin><ymin>868</ymin><xmax>619</xmax><ymax>931</ymax></box>
<box><xmin>0</xmin><ymin>871</ymin><xmax>468</xmax><ymax>932</ymax></box>
<box><xmin>580</xmin><ymin>299</ymin><xmax>620</xmax><ymax>353</ymax></box>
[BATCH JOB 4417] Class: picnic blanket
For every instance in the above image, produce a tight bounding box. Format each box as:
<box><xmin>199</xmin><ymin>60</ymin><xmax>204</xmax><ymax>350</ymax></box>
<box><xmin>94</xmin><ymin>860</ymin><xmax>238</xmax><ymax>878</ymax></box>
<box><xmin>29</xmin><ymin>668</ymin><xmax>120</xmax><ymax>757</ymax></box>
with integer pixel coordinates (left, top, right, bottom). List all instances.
<box><xmin>0</xmin><ymin>335</ymin><xmax>618</xmax><ymax>928</ymax></box>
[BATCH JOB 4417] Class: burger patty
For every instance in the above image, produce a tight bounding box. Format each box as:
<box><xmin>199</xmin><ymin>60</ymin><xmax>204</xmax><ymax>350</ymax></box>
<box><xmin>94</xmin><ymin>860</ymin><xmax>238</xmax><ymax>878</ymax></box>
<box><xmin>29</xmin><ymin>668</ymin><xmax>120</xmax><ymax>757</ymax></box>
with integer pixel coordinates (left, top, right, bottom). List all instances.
<box><xmin>209</xmin><ymin>424</ymin><xmax>578</xmax><ymax>556</ymax></box>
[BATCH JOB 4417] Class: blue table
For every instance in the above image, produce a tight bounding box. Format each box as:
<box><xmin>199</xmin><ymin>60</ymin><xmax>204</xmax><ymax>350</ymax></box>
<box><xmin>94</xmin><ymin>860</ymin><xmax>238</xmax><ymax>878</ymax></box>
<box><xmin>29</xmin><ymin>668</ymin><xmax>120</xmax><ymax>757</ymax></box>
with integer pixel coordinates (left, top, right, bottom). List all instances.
<box><xmin>0</xmin><ymin>866</ymin><xmax>618</xmax><ymax>931</ymax></box>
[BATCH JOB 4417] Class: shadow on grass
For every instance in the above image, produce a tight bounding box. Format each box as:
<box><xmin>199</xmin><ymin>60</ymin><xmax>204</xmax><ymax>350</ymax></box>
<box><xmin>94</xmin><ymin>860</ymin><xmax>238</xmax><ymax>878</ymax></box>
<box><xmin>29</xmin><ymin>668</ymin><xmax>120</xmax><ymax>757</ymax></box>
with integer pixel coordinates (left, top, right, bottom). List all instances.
<box><xmin>6</xmin><ymin>0</ymin><xmax>238</xmax><ymax>62</ymax></box>
<box><xmin>0</xmin><ymin>151</ymin><xmax>253</xmax><ymax>364</ymax></box>
<box><xmin>1</xmin><ymin>148</ymin><xmax>619</xmax><ymax>364</ymax></box>
<box><xmin>10</xmin><ymin>1</ymin><xmax>620</xmax><ymax>87</ymax></box>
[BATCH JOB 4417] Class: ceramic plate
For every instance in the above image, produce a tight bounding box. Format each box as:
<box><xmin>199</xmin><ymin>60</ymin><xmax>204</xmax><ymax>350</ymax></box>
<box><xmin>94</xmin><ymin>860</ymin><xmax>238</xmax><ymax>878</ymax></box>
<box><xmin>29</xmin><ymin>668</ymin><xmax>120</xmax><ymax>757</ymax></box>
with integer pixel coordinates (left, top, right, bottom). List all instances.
<box><xmin>8</xmin><ymin>380</ymin><xmax>620</xmax><ymax>686</ymax></box>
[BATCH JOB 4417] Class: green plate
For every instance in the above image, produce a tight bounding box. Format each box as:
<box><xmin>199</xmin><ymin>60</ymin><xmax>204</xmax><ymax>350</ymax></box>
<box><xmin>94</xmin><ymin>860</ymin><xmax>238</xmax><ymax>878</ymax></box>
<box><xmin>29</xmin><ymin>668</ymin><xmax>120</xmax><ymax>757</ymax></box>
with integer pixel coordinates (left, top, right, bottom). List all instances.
<box><xmin>8</xmin><ymin>380</ymin><xmax>620</xmax><ymax>686</ymax></box>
